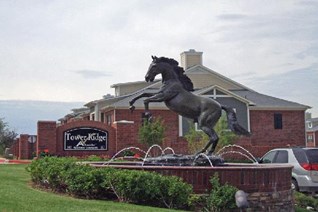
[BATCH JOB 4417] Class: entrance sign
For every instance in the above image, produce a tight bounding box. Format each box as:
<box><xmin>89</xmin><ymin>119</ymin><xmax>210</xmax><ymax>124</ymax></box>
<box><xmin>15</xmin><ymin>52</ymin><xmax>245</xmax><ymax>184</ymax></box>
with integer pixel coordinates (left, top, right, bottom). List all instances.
<box><xmin>64</xmin><ymin>127</ymin><xmax>108</xmax><ymax>150</ymax></box>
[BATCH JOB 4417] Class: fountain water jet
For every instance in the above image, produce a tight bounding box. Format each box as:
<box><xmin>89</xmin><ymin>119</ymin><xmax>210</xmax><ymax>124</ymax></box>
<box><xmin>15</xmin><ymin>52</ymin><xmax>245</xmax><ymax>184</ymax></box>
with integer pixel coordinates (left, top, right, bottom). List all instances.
<box><xmin>103</xmin><ymin>146</ymin><xmax>146</xmax><ymax>165</ymax></box>
<box><xmin>216</xmin><ymin>144</ymin><xmax>259</xmax><ymax>164</ymax></box>
<box><xmin>192</xmin><ymin>153</ymin><xmax>214</xmax><ymax>167</ymax></box>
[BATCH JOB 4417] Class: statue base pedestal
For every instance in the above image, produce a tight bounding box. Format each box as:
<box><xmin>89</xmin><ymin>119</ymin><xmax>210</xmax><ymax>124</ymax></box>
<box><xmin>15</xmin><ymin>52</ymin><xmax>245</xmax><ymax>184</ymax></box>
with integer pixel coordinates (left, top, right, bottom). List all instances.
<box><xmin>142</xmin><ymin>154</ymin><xmax>224</xmax><ymax>166</ymax></box>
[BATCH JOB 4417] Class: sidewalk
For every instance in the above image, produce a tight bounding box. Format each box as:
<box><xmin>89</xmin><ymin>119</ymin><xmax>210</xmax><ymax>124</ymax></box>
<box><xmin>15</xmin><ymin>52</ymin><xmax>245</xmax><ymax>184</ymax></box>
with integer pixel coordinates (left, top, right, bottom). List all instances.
<box><xmin>0</xmin><ymin>157</ymin><xmax>32</xmax><ymax>164</ymax></box>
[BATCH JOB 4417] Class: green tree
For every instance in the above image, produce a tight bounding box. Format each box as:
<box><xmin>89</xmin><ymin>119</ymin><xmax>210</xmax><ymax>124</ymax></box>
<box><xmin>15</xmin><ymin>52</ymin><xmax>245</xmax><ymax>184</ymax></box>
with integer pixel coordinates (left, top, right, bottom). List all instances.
<box><xmin>185</xmin><ymin>115</ymin><xmax>237</xmax><ymax>154</ymax></box>
<box><xmin>184</xmin><ymin>123</ymin><xmax>209</xmax><ymax>154</ymax></box>
<box><xmin>214</xmin><ymin>115</ymin><xmax>237</xmax><ymax>152</ymax></box>
<box><xmin>138</xmin><ymin>117</ymin><xmax>165</xmax><ymax>147</ymax></box>
<box><xmin>0</xmin><ymin>118</ymin><xmax>18</xmax><ymax>155</ymax></box>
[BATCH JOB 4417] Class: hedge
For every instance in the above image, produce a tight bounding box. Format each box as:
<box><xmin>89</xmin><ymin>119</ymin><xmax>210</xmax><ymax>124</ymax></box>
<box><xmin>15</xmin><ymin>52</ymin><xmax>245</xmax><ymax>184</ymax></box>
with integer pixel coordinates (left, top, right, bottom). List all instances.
<box><xmin>27</xmin><ymin>157</ymin><xmax>192</xmax><ymax>209</ymax></box>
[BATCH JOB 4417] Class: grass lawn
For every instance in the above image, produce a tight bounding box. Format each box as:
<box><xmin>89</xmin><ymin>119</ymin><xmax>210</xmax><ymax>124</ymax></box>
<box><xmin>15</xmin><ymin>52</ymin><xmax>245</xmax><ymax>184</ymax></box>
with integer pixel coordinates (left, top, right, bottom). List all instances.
<box><xmin>0</xmin><ymin>164</ymin><xmax>182</xmax><ymax>212</ymax></box>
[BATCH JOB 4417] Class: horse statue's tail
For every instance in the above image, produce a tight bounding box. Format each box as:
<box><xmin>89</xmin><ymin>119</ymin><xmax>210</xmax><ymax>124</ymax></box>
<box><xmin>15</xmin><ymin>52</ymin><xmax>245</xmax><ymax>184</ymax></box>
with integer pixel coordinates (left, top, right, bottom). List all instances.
<box><xmin>221</xmin><ymin>105</ymin><xmax>251</xmax><ymax>136</ymax></box>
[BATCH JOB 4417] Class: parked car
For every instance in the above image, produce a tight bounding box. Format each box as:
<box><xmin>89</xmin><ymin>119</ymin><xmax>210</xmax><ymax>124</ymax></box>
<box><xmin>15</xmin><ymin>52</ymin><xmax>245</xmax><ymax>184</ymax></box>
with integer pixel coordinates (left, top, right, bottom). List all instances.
<box><xmin>259</xmin><ymin>147</ymin><xmax>318</xmax><ymax>192</ymax></box>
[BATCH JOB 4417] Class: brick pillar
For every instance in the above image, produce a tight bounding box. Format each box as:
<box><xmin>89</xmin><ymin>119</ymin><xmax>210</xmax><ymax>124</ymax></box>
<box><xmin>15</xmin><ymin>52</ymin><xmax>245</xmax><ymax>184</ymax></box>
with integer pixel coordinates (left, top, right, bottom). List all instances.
<box><xmin>19</xmin><ymin>134</ymin><xmax>30</xmax><ymax>159</ymax></box>
<box><xmin>13</xmin><ymin>138</ymin><xmax>20</xmax><ymax>159</ymax></box>
<box><xmin>37</xmin><ymin>121</ymin><xmax>57</xmax><ymax>156</ymax></box>
<box><xmin>113</xmin><ymin>120</ymin><xmax>139</xmax><ymax>153</ymax></box>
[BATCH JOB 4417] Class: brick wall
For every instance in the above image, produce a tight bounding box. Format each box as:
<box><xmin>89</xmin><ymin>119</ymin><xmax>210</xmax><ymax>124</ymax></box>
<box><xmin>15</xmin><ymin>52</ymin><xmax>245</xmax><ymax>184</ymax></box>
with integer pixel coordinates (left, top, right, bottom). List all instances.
<box><xmin>236</xmin><ymin>110</ymin><xmax>306</xmax><ymax>157</ymax></box>
<box><xmin>113</xmin><ymin>109</ymin><xmax>188</xmax><ymax>154</ymax></box>
<box><xmin>17</xmin><ymin>134</ymin><xmax>36</xmax><ymax>159</ymax></box>
<box><xmin>11</xmin><ymin>139</ymin><xmax>19</xmax><ymax>158</ymax></box>
<box><xmin>31</xmin><ymin>109</ymin><xmax>306</xmax><ymax>159</ymax></box>
<box><xmin>37</xmin><ymin>121</ymin><xmax>57</xmax><ymax>156</ymax></box>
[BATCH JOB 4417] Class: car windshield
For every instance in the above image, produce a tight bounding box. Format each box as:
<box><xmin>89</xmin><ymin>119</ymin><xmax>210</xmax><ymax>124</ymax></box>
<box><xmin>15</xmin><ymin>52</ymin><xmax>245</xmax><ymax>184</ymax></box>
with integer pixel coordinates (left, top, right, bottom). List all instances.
<box><xmin>305</xmin><ymin>149</ymin><xmax>318</xmax><ymax>163</ymax></box>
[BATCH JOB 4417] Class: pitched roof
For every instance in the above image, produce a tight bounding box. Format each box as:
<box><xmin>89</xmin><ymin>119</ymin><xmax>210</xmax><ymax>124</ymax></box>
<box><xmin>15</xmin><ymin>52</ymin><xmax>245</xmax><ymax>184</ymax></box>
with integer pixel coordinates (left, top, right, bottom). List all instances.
<box><xmin>232</xmin><ymin>89</ymin><xmax>310</xmax><ymax>110</ymax></box>
<box><xmin>103</xmin><ymin>88</ymin><xmax>167</xmax><ymax>110</ymax></box>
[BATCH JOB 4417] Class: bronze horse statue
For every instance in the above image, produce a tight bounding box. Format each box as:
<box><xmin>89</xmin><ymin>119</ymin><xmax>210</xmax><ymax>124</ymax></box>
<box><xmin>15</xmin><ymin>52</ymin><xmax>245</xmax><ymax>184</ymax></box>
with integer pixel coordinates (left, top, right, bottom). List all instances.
<box><xmin>129</xmin><ymin>56</ymin><xmax>250</xmax><ymax>155</ymax></box>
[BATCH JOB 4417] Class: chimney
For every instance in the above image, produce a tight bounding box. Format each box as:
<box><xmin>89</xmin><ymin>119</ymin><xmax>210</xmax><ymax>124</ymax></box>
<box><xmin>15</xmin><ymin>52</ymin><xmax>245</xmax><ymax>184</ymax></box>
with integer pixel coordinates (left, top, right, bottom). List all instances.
<box><xmin>180</xmin><ymin>49</ymin><xmax>203</xmax><ymax>69</ymax></box>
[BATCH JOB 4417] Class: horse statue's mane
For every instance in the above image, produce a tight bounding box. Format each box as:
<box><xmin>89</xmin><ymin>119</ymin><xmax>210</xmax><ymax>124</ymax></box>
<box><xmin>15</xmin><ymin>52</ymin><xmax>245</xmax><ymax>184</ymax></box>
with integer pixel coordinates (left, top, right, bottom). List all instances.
<box><xmin>156</xmin><ymin>57</ymin><xmax>194</xmax><ymax>91</ymax></box>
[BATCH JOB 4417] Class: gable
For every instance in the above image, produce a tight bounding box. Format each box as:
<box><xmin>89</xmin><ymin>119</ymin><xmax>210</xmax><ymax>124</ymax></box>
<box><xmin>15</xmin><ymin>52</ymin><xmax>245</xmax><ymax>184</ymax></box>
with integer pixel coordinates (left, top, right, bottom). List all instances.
<box><xmin>185</xmin><ymin>65</ymin><xmax>250</xmax><ymax>91</ymax></box>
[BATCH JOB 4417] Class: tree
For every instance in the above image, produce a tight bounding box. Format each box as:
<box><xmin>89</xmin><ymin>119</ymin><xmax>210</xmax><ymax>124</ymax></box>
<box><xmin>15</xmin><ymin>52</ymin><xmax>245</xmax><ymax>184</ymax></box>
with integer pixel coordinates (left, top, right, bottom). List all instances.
<box><xmin>0</xmin><ymin>118</ymin><xmax>18</xmax><ymax>155</ymax></box>
<box><xmin>138</xmin><ymin>117</ymin><xmax>165</xmax><ymax>147</ymax></box>
<box><xmin>214</xmin><ymin>115</ymin><xmax>237</xmax><ymax>152</ymax></box>
<box><xmin>184</xmin><ymin>123</ymin><xmax>209</xmax><ymax>154</ymax></box>
<box><xmin>185</xmin><ymin>115</ymin><xmax>237</xmax><ymax>154</ymax></box>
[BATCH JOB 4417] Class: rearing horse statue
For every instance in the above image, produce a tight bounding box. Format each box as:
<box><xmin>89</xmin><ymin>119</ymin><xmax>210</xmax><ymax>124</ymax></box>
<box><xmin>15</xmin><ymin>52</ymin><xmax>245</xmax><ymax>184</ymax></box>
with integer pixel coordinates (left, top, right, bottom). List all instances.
<box><xmin>129</xmin><ymin>56</ymin><xmax>250</xmax><ymax>155</ymax></box>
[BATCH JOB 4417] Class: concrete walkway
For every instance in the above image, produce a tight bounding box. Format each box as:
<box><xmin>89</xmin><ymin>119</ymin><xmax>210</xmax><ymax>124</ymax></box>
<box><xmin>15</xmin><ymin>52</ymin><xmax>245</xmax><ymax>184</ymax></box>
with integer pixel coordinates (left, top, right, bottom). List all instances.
<box><xmin>0</xmin><ymin>157</ymin><xmax>32</xmax><ymax>164</ymax></box>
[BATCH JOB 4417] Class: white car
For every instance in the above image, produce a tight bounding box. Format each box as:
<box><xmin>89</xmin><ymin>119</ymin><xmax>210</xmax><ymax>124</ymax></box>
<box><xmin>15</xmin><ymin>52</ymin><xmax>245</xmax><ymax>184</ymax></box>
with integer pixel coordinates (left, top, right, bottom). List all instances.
<box><xmin>259</xmin><ymin>148</ymin><xmax>318</xmax><ymax>192</ymax></box>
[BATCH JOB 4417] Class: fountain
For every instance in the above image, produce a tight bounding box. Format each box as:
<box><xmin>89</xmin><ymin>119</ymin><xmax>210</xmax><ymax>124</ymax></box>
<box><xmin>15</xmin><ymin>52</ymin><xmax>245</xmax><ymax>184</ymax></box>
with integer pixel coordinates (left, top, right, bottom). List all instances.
<box><xmin>90</xmin><ymin>144</ymin><xmax>294</xmax><ymax>211</ymax></box>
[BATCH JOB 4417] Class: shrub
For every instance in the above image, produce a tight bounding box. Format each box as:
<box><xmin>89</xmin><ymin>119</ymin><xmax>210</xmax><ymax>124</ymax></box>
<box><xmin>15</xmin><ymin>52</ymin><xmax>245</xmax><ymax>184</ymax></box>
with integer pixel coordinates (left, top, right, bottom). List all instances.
<box><xmin>107</xmin><ymin>169</ymin><xmax>192</xmax><ymax>209</ymax></box>
<box><xmin>107</xmin><ymin>169</ymin><xmax>159</xmax><ymax>203</ymax></box>
<box><xmin>86</xmin><ymin>155</ymin><xmax>103</xmax><ymax>161</ymax></box>
<box><xmin>65</xmin><ymin>165</ymin><xmax>116</xmax><ymax>199</ymax></box>
<box><xmin>27</xmin><ymin>157</ymin><xmax>76</xmax><ymax>191</ymax></box>
<box><xmin>205</xmin><ymin>173</ymin><xmax>238</xmax><ymax>212</ymax></box>
<box><xmin>27</xmin><ymin>157</ymin><xmax>193</xmax><ymax>209</ymax></box>
<box><xmin>294</xmin><ymin>192</ymin><xmax>318</xmax><ymax>210</ymax></box>
<box><xmin>156</xmin><ymin>175</ymin><xmax>193</xmax><ymax>209</ymax></box>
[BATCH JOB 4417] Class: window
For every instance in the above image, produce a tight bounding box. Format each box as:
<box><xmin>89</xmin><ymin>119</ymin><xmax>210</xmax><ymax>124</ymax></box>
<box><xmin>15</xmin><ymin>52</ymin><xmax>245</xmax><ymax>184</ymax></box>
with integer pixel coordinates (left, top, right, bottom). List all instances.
<box><xmin>261</xmin><ymin>151</ymin><xmax>277</xmax><ymax>163</ymax></box>
<box><xmin>90</xmin><ymin>113</ymin><xmax>95</xmax><ymax>121</ymax></box>
<box><xmin>275</xmin><ymin>150</ymin><xmax>288</xmax><ymax>163</ymax></box>
<box><xmin>307</xmin><ymin>135</ymin><xmax>313</xmax><ymax>142</ymax></box>
<box><xmin>274</xmin><ymin>113</ymin><xmax>283</xmax><ymax>129</ymax></box>
<box><xmin>100</xmin><ymin>113</ymin><xmax>105</xmax><ymax>123</ymax></box>
<box><xmin>106</xmin><ymin>114</ymin><xmax>112</xmax><ymax>125</ymax></box>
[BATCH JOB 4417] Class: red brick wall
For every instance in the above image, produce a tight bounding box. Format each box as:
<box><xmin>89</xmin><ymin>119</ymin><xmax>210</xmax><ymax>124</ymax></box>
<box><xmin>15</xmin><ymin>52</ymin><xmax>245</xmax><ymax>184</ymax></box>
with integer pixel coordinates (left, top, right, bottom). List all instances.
<box><xmin>236</xmin><ymin>110</ymin><xmax>306</xmax><ymax>157</ymax></box>
<box><xmin>11</xmin><ymin>139</ymin><xmax>19</xmax><ymax>158</ymax></box>
<box><xmin>17</xmin><ymin>134</ymin><xmax>36</xmax><ymax>159</ymax></box>
<box><xmin>33</xmin><ymin>109</ymin><xmax>306</xmax><ymax>159</ymax></box>
<box><xmin>56</xmin><ymin>120</ymin><xmax>115</xmax><ymax>157</ymax></box>
<box><xmin>37</xmin><ymin>121</ymin><xmax>57</xmax><ymax>156</ymax></box>
<box><xmin>19</xmin><ymin>134</ymin><xmax>28</xmax><ymax>159</ymax></box>
<box><xmin>113</xmin><ymin>109</ymin><xmax>188</xmax><ymax>154</ymax></box>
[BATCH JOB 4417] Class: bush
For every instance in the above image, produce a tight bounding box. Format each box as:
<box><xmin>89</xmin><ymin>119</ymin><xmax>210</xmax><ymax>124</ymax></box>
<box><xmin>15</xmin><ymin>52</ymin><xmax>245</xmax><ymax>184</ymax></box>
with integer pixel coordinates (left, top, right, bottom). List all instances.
<box><xmin>205</xmin><ymin>173</ymin><xmax>238</xmax><ymax>212</ymax></box>
<box><xmin>107</xmin><ymin>169</ymin><xmax>160</xmax><ymax>203</ymax></box>
<box><xmin>294</xmin><ymin>192</ymin><xmax>318</xmax><ymax>210</ymax></box>
<box><xmin>156</xmin><ymin>175</ymin><xmax>193</xmax><ymax>209</ymax></box>
<box><xmin>27</xmin><ymin>157</ymin><xmax>76</xmax><ymax>191</ymax></box>
<box><xmin>27</xmin><ymin>157</ymin><xmax>193</xmax><ymax>209</ymax></box>
<box><xmin>65</xmin><ymin>165</ymin><xmax>116</xmax><ymax>199</ymax></box>
<box><xmin>107</xmin><ymin>169</ymin><xmax>192</xmax><ymax>209</ymax></box>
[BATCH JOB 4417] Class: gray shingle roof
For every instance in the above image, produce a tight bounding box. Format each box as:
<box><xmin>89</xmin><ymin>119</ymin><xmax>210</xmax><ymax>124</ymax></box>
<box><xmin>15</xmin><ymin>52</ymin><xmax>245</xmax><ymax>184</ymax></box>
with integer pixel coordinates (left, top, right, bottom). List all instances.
<box><xmin>108</xmin><ymin>88</ymin><xmax>167</xmax><ymax>109</ymax></box>
<box><xmin>231</xmin><ymin>89</ymin><xmax>310</xmax><ymax>110</ymax></box>
<box><xmin>105</xmin><ymin>87</ymin><xmax>309</xmax><ymax>111</ymax></box>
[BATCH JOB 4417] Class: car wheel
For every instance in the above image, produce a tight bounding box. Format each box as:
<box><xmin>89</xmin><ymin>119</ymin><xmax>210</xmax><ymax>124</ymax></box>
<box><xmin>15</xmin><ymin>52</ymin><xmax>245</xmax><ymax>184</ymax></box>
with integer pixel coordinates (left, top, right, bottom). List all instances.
<box><xmin>292</xmin><ymin>179</ymin><xmax>299</xmax><ymax>191</ymax></box>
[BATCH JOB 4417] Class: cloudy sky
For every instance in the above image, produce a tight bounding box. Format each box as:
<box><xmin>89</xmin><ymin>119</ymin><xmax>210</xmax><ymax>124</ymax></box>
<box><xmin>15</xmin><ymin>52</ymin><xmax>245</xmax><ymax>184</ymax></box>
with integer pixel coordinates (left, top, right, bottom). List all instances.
<box><xmin>0</xmin><ymin>0</ymin><xmax>317</xmax><ymax>116</ymax></box>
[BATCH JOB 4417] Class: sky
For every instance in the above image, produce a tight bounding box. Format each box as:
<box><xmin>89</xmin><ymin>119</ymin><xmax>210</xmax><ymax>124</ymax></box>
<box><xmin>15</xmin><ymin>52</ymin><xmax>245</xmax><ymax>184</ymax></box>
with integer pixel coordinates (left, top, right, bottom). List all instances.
<box><xmin>0</xmin><ymin>0</ymin><xmax>317</xmax><ymax>116</ymax></box>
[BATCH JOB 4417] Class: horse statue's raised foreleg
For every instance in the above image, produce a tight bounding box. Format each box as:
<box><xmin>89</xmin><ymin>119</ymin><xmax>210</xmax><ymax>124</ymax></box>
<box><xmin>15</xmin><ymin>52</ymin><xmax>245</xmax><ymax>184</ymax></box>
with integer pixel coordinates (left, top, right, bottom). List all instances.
<box><xmin>143</xmin><ymin>92</ymin><xmax>167</xmax><ymax>116</ymax></box>
<box><xmin>129</xmin><ymin>92</ymin><xmax>157</xmax><ymax>112</ymax></box>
